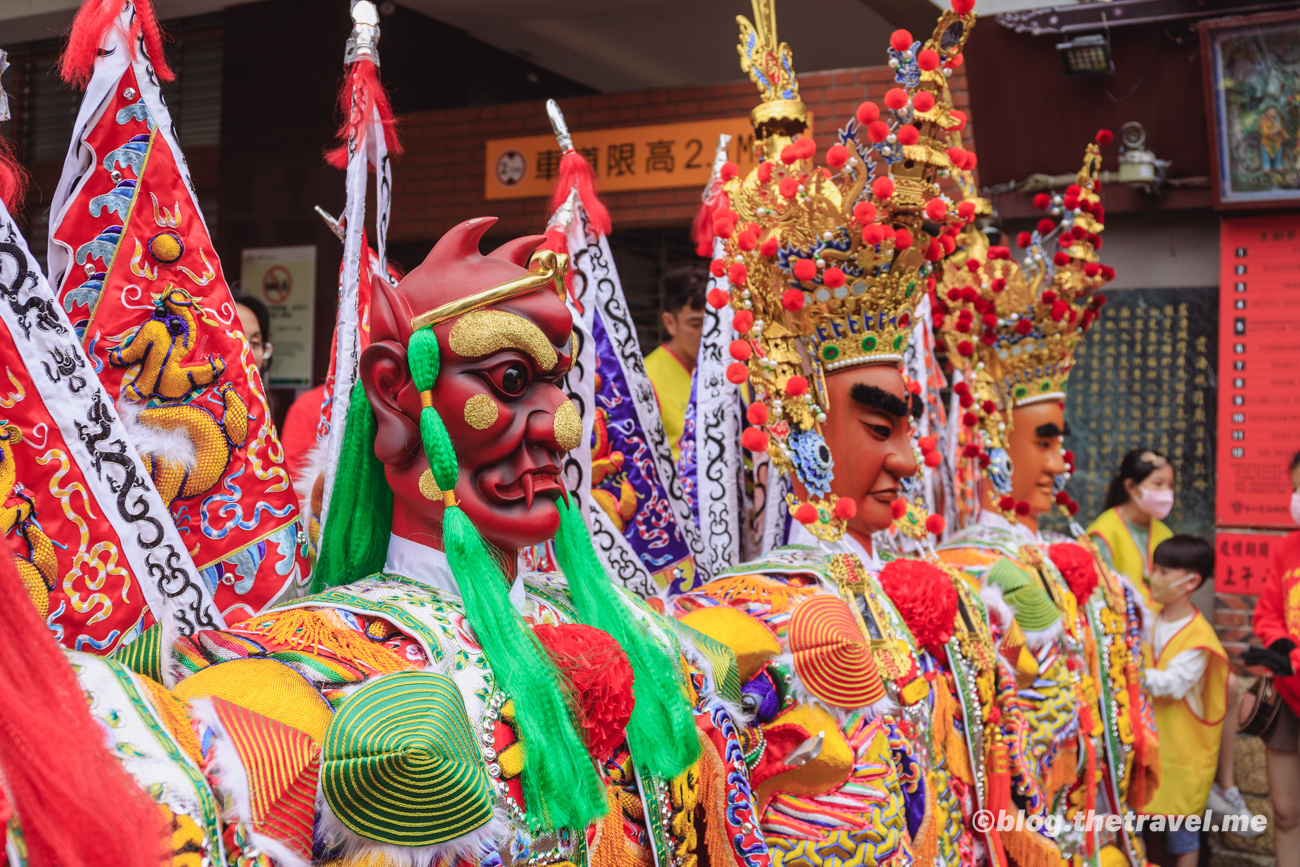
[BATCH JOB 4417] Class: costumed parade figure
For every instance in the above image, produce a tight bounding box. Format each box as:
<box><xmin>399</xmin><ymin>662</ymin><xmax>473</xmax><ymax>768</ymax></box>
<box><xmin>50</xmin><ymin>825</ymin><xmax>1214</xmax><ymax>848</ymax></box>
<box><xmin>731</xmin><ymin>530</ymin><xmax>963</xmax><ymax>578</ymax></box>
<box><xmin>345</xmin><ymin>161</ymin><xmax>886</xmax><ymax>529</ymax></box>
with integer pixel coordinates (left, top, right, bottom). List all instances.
<box><xmin>933</xmin><ymin>141</ymin><xmax>1159</xmax><ymax>867</ymax></box>
<box><xmin>666</xmin><ymin>4</ymin><xmax>1005</xmax><ymax>867</ymax></box>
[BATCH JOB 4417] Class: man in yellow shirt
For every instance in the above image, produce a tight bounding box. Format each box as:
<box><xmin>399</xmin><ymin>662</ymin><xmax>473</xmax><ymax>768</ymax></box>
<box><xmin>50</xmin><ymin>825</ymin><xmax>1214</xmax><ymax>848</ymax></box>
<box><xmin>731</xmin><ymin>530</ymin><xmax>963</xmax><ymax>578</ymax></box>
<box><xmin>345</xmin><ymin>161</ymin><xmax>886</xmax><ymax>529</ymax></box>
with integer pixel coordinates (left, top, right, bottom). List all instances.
<box><xmin>644</xmin><ymin>264</ymin><xmax>706</xmax><ymax>461</ymax></box>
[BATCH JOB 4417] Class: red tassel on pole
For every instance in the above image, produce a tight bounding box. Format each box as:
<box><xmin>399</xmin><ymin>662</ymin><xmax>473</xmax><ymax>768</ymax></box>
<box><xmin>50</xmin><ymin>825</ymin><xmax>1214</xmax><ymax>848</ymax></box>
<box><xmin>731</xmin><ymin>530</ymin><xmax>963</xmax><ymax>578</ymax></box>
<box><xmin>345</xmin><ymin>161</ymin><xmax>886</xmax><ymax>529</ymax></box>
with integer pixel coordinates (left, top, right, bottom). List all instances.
<box><xmin>324</xmin><ymin>58</ymin><xmax>402</xmax><ymax>169</ymax></box>
<box><xmin>0</xmin><ymin>138</ymin><xmax>30</xmax><ymax>215</ymax></box>
<box><xmin>59</xmin><ymin>0</ymin><xmax>174</xmax><ymax>89</ymax></box>
<box><xmin>549</xmin><ymin>149</ymin><xmax>611</xmax><ymax>238</ymax></box>
<box><xmin>691</xmin><ymin>190</ymin><xmax>728</xmax><ymax>258</ymax></box>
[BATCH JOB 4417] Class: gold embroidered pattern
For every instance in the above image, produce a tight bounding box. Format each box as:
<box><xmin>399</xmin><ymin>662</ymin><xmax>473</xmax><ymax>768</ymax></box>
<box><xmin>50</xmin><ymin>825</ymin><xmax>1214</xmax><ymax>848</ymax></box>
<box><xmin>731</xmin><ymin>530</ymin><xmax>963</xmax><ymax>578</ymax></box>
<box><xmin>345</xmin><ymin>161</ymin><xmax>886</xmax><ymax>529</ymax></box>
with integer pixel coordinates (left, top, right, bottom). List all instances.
<box><xmin>553</xmin><ymin>400</ymin><xmax>582</xmax><ymax>452</ymax></box>
<box><xmin>463</xmin><ymin>394</ymin><xmax>499</xmax><ymax>430</ymax></box>
<box><xmin>447</xmin><ymin>309</ymin><xmax>559</xmax><ymax>370</ymax></box>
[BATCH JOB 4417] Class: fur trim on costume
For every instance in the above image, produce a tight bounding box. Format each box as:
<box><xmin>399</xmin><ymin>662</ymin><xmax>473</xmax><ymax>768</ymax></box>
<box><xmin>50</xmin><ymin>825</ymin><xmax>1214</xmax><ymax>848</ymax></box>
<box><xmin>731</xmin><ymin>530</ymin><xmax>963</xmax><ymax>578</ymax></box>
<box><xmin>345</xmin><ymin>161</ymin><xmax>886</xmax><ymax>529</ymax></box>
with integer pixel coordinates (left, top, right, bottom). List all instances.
<box><xmin>1020</xmin><ymin>620</ymin><xmax>1064</xmax><ymax>652</ymax></box>
<box><xmin>117</xmin><ymin>399</ymin><xmax>197</xmax><ymax>470</ymax></box>
<box><xmin>979</xmin><ymin>585</ymin><xmax>1015</xmax><ymax>637</ymax></box>
<box><xmin>191</xmin><ymin>698</ymin><xmax>315</xmax><ymax>867</ymax></box>
<box><xmin>315</xmin><ymin>795</ymin><xmax>508</xmax><ymax>867</ymax></box>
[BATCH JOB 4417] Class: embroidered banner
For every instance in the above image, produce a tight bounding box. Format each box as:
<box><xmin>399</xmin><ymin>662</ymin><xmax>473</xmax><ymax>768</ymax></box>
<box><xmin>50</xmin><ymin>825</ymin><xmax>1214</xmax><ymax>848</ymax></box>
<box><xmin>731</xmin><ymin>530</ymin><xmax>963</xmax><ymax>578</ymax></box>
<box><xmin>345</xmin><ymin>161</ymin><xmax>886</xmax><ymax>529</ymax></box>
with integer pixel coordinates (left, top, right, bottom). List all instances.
<box><xmin>0</xmin><ymin>196</ymin><xmax>219</xmax><ymax>656</ymax></box>
<box><xmin>46</xmin><ymin>6</ymin><xmax>306</xmax><ymax>621</ymax></box>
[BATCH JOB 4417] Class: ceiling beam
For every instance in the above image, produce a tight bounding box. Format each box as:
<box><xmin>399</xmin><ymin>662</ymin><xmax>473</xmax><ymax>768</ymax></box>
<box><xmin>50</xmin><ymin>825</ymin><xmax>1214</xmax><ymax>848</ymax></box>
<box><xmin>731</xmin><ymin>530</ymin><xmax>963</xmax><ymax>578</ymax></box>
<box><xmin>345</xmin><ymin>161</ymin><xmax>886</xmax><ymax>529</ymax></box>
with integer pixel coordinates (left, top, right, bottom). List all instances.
<box><xmin>996</xmin><ymin>0</ymin><xmax>1295</xmax><ymax>34</ymax></box>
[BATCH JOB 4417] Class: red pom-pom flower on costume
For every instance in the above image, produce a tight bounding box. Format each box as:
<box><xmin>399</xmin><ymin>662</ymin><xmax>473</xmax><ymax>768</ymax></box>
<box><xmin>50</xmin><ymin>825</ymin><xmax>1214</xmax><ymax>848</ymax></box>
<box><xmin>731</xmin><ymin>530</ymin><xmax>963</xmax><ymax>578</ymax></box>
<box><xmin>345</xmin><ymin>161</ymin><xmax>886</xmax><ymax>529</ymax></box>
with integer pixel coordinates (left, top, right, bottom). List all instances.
<box><xmin>877</xmin><ymin>559</ymin><xmax>959</xmax><ymax>654</ymax></box>
<box><xmin>533</xmin><ymin>623</ymin><xmax>636</xmax><ymax>756</ymax></box>
<box><xmin>1048</xmin><ymin>542</ymin><xmax>1100</xmax><ymax>605</ymax></box>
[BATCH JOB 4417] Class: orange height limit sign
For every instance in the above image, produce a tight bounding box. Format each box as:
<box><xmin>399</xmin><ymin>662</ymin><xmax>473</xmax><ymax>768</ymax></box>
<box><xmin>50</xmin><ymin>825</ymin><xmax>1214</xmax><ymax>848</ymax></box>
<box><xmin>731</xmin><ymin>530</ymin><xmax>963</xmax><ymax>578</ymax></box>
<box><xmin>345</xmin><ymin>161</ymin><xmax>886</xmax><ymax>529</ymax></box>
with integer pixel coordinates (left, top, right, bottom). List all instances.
<box><xmin>485</xmin><ymin>117</ymin><xmax>762</xmax><ymax>200</ymax></box>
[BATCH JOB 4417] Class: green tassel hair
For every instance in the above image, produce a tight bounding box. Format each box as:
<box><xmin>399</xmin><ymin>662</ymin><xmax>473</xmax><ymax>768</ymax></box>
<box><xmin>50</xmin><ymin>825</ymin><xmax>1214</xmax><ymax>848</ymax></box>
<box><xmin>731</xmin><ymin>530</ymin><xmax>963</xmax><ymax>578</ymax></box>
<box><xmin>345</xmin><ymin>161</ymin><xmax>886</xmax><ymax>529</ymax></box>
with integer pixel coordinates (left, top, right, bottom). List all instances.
<box><xmin>552</xmin><ymin>498</ymin><xmax>700</xmax><ymax>779</ymax></box>
<box><xmin>406</xmin><ymin>326</ymin><xmax>607</xmax><ymax>831</ymax></box>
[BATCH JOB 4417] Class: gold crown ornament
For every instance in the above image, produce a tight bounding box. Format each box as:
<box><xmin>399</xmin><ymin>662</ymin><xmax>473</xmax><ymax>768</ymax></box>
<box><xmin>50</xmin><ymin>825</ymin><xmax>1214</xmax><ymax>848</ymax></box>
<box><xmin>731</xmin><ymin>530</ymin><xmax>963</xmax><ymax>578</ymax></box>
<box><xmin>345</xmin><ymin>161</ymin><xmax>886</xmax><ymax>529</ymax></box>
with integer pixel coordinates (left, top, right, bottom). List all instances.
<box><xmin>713</xmin><ymin>0</ymin><xmax>978</xmax><ymax>541</ymax></box>
<box><xmin>934</xmin><ymin>136</ymin><xmax>1115</xmax><ymax>519</ymax></box>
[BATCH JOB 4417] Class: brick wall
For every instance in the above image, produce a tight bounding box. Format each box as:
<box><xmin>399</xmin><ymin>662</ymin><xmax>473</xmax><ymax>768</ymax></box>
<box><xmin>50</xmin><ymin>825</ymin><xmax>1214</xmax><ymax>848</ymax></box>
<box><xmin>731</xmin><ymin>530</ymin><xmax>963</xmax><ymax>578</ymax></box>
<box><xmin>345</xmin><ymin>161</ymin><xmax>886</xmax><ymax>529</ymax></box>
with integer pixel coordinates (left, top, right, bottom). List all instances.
<box><xmin>391</xmin><ymin>66</ymin><xmax>974</xmax><ymax>245</ymax></box>
<box><xmin>1215</xmin><ymin>591</ymin><xmax>1259</xmax><ymax>665</ymax></box>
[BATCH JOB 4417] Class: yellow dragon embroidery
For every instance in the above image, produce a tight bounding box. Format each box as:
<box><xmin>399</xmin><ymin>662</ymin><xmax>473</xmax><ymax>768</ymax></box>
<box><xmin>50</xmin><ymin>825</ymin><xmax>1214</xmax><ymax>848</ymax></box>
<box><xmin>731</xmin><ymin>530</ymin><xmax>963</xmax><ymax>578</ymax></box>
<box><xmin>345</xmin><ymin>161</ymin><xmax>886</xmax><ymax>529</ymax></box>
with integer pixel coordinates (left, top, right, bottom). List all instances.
<box><xmin>0</xmin><ymin>423</ymin><xmax>58</xmax><ymax>618</ymax></box>
<box><xmin>108</xmin><ymin>286</ymin><xmax>248</xmax><ymax>506</ymax></box>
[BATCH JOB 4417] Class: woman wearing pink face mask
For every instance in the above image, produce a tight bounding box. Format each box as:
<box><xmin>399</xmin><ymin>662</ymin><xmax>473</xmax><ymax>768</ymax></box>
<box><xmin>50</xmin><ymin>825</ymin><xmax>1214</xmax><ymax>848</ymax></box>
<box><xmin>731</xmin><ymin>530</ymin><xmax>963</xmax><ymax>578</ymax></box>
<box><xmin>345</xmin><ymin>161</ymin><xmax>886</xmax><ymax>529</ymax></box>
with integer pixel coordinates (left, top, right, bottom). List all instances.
<box><xmin>1088</xmin><ymin>448</ymin><xmax>1176</xmax><ymax>611</ymax></box>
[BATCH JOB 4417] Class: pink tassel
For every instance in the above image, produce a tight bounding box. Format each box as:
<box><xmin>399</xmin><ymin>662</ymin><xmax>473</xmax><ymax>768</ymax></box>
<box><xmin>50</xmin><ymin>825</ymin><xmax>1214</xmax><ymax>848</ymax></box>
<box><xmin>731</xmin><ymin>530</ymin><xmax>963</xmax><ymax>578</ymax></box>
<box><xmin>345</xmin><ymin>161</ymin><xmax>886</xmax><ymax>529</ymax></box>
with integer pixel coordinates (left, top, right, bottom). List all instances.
<box><xmin>324</xmin><ymin>58</ymin><xmax>402</xmax><ymax>170</ymax></box>
<box><xmin>549</xmin><ymin>150</ymin><xmax>611</xmax><ymax>238</ymax></box>
<box><xmin>60</xmin><ymin>0</ymin><xmax>174</xmax><ymax>89</ymax></box>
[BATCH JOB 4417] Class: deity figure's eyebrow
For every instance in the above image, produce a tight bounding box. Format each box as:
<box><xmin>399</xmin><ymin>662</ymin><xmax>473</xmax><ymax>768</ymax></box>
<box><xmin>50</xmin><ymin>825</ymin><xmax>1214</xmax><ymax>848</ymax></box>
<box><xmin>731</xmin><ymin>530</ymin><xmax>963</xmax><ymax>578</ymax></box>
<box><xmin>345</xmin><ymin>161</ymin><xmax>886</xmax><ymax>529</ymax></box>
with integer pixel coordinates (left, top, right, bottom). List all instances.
<box><xmin>1035</xmin><ymin>422</ymin><xmax>1070</xmax><ymax>438</ymax></box>
<box><xmin>448</xmin><ymin>309</ymin><xmax>561</xmax><ymax>370</ymax></box>
<box><xmin>849</xmin><ymin>383</ymin><xmax>909</xmax><ymax>419</ymax></box>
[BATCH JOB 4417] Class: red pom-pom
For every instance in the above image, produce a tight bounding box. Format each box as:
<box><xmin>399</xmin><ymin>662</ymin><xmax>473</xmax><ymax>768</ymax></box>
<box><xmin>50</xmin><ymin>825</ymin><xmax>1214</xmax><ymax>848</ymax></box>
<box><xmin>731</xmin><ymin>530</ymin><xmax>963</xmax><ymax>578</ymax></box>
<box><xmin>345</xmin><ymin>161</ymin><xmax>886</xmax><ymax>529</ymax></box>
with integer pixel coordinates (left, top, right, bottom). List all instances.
<box><xmin>948</xmin><ymin>52</ymin><xmax>964</xmax><ymax>68</ymax></box>
<box><xmin>714</xmin><ymin>218</ymin><xmax>735</xmax><ymax>239</ymax></box>
<box><xmin>728</xmin><ymin>262</ymin><xmax>748</xmax><ymax>285</ymax></box>
<box><xmin>913</xmin><ymin>92</ymin><xmax>936</xmax><ymax>114</ymax></box>
<box><xmin>729</xmin><ymin>339</ymin><xmax>753</xmax><ymax>361</ymax></box>
<box><xmin>897</xmin><ymin>124</ymin><xmax>920</xmax><ymax>146</ymax></box>
<box><xmin>823</xmin><ymin>267</ymin><xmax>846</xmax><ymax>289</ymax></box>
<box><xmin>918</xmin><ymin>49</ymin><xmax>941</xmax><ymax>71</ymax></box>
<box><xmin>720</xmin><ymin>161</ymin><xmax>739</xmax><ymax>181</ymax></box>
<box><xmin>962</xmin><ymin>411</ymin><xmax>978</xmax><ymax>427</ymax></box>
<box><xmin>760</xmin><ymin>236</ymin><xmax>780</xmax><ymax>257</ymax></box>
<box><xmin>925</xmin><ymin>513</ymin><xmax>947</xmax><ymax>535</ymax></box>
<box><xmin>940</xmin><ymin>232</ymin><xmax>957</xmax><ymax>254</ymax></box>
<box><xmin>782</xmin><ymin>289</ymin><xmax>805</xmax><ymax>311</ymax></box>
<box><xmin>1037</xmin><ymin>218</ymin><xmax>1055</xmax><ymax>234</ymax></box>
<box><xmin>966</xmin><ymin>259</ymin><xmax>982</xmax><ymax>273</ymax></box>
<box><xmin>963</xmin><ymin>152</ymin><xmax>978</xmax><ymax>170</ymax></box>
<box><xmin>1014</xmin><ymin>501</ymin><xmax>1031</xmax><ymax>516</ymax></box>
<box><xmin>991</xmin><ymin>278</ymin><xmax>1006</xmax><ymax>292</ymax></box>
<box><xmin>884</xmin><ymin>88</ymin><xmax>909</xmax><ymax>111</ymax></box>
<box><xmin>925</xmin><ymin>199</ymin><xmax>949</xmax><ymax>221</ymax></box>
<box><xmin>873</xmin><ymin>176</ymin><xmax>896</xmax><ymax>199</ymax></box>
<box><xmin>918</xmin><ymin>436</ymin><xmax>937</xmax><ymax>452</ymax></box>
<box><xmin>1095</xmin><ymin>129</ymin><xmax>1114</xmax><ymax>146</ymax></box>
<box><xmin>963</xmin><ymin>443</ymin><xmax>981</xmax><ymax>458</ymax></box>
<box><xmin>890</xmin><ymin>29</ymin><xmax>914</xmax><ymax>51</ymax></box>
<box><xmin>926</xmin><ymin>239</ymin><xmax>943</xmax><ymax>262</ymax></box>
<box><xmin>924</xmin><ymin>451</ymin><xmax>942</xmax><ymax>468</ymax></box>
<box><xmin>891</xmin><ymin>499</ymin><xmax>908</xmax><ymax>519</ymax></box>
<box><xmin>785</xmin><ymin>375</ymin><xmax>809</xmax><ymax>396</ymax></box>
<box><xmin>737</xmin><ymin>230</ymin><xmax>758</xmax><ymax>252</ymax></box>
<box><xmin>757</xmin><ymin>161</ymin><xmax>774</xmax><ymax>183</ymax></box>
<box><xmin>780</xmin><ymin>145</ymin><xmax>799</xmax><ymax>166</ymax></box>
<box><xmin>1053</xmin><ymin>251</ymin><xmax>1071</xmax><ymax>266</ymax></box>
<box><xmin>1051</xmin><ymin>301</ymin><xmax>1069</xmax><ymax>321</ymax></box>
<box><xmin>1016</xmin><ymin>231</ymin><xmax>1032</xmax><ymax>247</ymax></box>
<box><xmin>853</xmin><ymin>202</ymin><xmax>878</xmax><ymax>225</ymax></box>
<box><xmin>793</xmin><ymin>258</ymin><xmax>817</xmax><ymax>282</ymax></box>
<box><xmin>797</xmin><ymin>137</ymin><xmax>816</xmax><ymax>159</ymax></box>
<box><xmin>878</xmin><ymin>559</ymin><xmax>958</xmax><ymax>653</ymax></box>
<box><xmin>779</xmin><ymin>176</ymin><xmax>800</xmax><ymax>199</ymax></box>
<box><xmin>856</xmin><ymin>103</ymin><xmax>881</xmax><ymax>128</ymax></box>
<box><xmin>867</xmin><ymin>121</ymin><xmax>891</xmax><ymax>144</ymax></box>
<box><xmin>794</xmin><ymin>503</ymin><xmax>820</xmax><ymax>525</ymax></box>
<box><xmin>957</xmin><ymin>339</ymin><xmax>974</xmax><ymax>356</ymax></box>
<box><xmin>733</xmin><ymin>309</ymin><xmax>754</xmax><ymax>333</ymax></box>
<box><xmin>951</xmin><ymin>0</ymin><xmax>975</xmax><ymax>13</ymax></box>
<box><xmin>826</xmin><ymin>144</ymin><xmax>850</xmax><ymax>169</ymax></box>
<box><xmin>746</xmin><ymin>402</ymin><xmax>768</xmax><ymax>425</ymax></box>
<box><xmin>957</xmin><ymin>201</ymin><xmax>977</xmax><ymax>220</ymax></box>
<box><xmin>894</xmin><ymin>228</ymin><xmax>913</xmax><ymax>249</ymax></box>
<box><xmin>1033</xmin><ymin>193</ymin><xmax>1051</xmax><ymax>210</ymax></box>
<box><xmin>710</xmin><ymin>259</ymin><xmax>727</xmax><ymax>277</ymax></box>
<box><xmin>998</xmin><ymin>496</ymin><xmax>1016</xmax><ymax>512</ymax></box>
<box><xmin>534</xmin><ymin>623</ymin><xmax>634</xmax><ymax>756</ymax></box>
<box><xmin>945</xmin><ymin>109</ymin><xmax>967</xmax><ymax>131</ymax></box>
<box><xmin>726</xmin><ymin>362</ymin><xmax>749</xmax><ymax>384</ymax></box>
<box><xmin>863</xmin><ymin>224</ymin><xmax>887</xmax><ymax>246</ymax></box>
<box><xmin>835</xmin><ymin>498</ymin><xmax>857</xmax><ymax>520</ymax></box>
<box><xmin>1015</xmin><ymin>318</ymin><xmax>1032</xmax><ymax>335</ymax></box>
<box><xmin>1048</xmin><ymin>542</ymin><xmax>1100</xmax><ymax>605</ymax></box>
<box><xmin>953</xmin><ymin>381</ymin><xmax>969</xmax><ymax>395</ymax></box>
<box><xmin>707</xmin><ymin>288</ymin><xmax>730</xmax><ymax>309</ymax></box>
<box><xmin>741</xmin><ymin>426</ymin><xmax>769</xmax><ymax>452</ymax></box>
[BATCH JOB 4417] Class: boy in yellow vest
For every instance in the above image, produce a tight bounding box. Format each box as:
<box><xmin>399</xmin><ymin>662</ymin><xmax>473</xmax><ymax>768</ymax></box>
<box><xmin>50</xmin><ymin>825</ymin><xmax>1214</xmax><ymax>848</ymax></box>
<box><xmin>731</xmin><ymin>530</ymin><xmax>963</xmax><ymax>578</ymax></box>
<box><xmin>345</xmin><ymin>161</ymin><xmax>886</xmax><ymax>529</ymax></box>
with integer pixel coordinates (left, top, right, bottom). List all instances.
<box><xmin>1141</xmin><ymin>535</ymin><xmax>1230</xmax><ymax>866</ymax></box>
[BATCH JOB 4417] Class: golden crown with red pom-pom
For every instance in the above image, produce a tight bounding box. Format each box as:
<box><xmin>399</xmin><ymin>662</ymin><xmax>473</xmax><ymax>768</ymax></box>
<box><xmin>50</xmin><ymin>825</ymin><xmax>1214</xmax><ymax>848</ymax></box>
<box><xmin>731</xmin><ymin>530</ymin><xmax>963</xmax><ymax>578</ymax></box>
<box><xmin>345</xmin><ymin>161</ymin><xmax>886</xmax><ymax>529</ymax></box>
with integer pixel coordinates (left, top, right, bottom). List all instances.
<box><xmin>710</xmin><ymin>0</ymin><xmax>977</xmax><ymax>541</ymax></box>
<box><xmin>934</xmin><ymin>137</ymin><xmax>1115</xmax><ymax>517</ymax></box>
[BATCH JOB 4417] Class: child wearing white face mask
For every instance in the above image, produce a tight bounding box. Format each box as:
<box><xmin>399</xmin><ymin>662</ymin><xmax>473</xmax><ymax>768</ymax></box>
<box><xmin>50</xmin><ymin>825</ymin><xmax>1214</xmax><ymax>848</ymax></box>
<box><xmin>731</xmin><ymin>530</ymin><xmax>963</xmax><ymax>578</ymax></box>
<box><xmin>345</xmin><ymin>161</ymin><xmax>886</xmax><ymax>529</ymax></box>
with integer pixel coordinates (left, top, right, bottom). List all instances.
<box><xmin>1088</xmin><ymin>448</ymin><xmax>1175</xmax><ymax>613</ymax></box>
<box><xmin>1140</xmin><ymin>535</ymin><xmax>1231</xmax><ymax>865</ymax></box>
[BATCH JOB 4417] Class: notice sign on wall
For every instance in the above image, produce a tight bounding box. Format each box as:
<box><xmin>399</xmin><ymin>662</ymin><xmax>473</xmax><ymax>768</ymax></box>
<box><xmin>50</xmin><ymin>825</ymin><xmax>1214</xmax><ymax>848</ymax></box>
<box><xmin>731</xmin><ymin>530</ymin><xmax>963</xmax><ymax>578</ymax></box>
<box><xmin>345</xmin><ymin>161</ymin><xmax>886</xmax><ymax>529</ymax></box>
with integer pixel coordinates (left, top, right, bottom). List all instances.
<box><xmin>1215</xmin><ymin>530</ymin><xmax>1288</xmax><ymax>595</ymax></box>
<box><xmin>1216</xmin><ymin>214</ymin><xmax>1300</xmax><ymax>528</ymax></box>
<box><xmin>240</xmin><ymin>245</ymin><xmax>316</xmax><ymax>387</ymax></box>
<box><xmin>485</xmin><ymin>117</ymin><xmax>763</xmax><ymax>200</ymax></box>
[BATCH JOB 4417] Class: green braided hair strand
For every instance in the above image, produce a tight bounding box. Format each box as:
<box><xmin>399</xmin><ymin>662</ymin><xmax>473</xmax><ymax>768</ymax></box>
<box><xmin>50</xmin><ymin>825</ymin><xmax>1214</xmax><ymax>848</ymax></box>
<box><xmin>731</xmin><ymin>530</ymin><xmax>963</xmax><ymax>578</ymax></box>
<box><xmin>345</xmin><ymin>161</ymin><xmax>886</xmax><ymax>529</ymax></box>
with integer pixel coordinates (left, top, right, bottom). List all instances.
<box><xmin>312</xmin><ymin>378</ymin><xmax>393</xmax><ymax>594</ymax></box>
<box><xmin>406</xmin><ymin>325</ymin><xmax>607</xmax><ymax>831</ymax></box>
<box><xmin>552</xmin><ymin>497</ymin><xmax>700</xmax><ymax>779</ymax></box>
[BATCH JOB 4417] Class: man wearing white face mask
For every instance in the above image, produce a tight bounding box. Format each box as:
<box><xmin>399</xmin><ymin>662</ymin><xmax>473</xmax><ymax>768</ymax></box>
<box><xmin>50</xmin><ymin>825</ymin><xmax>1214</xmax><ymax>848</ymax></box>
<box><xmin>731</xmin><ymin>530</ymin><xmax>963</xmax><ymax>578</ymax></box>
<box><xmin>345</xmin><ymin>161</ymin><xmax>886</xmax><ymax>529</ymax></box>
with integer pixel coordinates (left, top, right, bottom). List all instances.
<box><xmin>1088</xmin><ymin>448</ymin><xmax>1175</xmax><ymax>613</ymax></box>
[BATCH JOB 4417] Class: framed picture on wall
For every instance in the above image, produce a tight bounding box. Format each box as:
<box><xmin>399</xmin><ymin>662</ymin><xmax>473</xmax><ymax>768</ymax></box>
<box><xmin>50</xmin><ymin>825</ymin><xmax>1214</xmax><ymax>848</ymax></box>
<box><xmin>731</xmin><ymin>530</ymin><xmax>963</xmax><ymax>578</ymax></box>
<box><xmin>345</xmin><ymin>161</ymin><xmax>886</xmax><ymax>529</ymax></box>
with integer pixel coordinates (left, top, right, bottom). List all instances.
<box><xmin>1201</xmin><ymin>10</ymin><xmax>1300</xmax><ymax>210</ymax></box>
